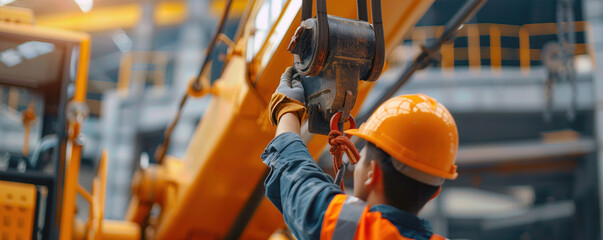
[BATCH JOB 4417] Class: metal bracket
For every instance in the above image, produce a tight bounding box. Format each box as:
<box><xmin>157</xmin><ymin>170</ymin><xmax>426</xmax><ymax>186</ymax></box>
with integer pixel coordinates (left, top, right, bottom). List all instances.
<box><xmin>288</xmin><ymin>0</ymin><xmax>385</xmax><ymax>135</ymax></box>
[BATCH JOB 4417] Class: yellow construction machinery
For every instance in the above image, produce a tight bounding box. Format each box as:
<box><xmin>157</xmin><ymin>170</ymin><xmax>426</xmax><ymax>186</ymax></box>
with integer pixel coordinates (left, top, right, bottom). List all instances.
<box><xmin>0</xmin><ymin>6</ymin><xmax>137</xmax><ymax>240</ymax></box>
<box><xmin>0</xmin><ymin>0</ymin><xmax>485</xmax><ymax>239</ymax></box>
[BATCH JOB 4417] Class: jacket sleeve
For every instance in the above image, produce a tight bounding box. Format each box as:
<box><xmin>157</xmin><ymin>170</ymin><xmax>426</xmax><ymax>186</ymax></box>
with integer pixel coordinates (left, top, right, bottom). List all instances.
<box><xmin>261</xmin><ymin>132</ymin><xmax>343</xmax><ymax>240</ymax></box>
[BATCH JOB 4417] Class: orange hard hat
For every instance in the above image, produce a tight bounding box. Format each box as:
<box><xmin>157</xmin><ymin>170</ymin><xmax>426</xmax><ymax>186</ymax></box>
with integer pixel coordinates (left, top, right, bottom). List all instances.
<box><xmin>345</xmin><ymin>94</ymin><xmax>459</xmax><ymax>182</ymax></box>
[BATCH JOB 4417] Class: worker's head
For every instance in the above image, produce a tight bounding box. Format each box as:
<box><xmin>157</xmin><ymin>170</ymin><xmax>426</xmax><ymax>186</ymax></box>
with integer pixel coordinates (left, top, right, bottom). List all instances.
<box><xmin>345</xmin><ymin>94</ymin><xmax>458</xmax><ymax>214</ymax></box>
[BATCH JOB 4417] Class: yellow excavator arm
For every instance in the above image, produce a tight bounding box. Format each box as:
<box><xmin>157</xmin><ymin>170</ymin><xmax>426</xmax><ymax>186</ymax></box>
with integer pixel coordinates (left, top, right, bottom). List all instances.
<box><xmin>0</xmin><ymin>1</ymin><xmax>436</xmax><ymax>239</ymax></box>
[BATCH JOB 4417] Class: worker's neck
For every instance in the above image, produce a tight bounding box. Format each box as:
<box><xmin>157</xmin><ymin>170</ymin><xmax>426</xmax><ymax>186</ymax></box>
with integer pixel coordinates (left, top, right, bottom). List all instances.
<box><xmin>364</xmin><ymin>191</ymin><xmax>388</xmax><ymax>208</ymax></box>
<box><xmin>364</xmin><ymin>191</ymin><xmax>419</xmax><ymax>216</ymax></box>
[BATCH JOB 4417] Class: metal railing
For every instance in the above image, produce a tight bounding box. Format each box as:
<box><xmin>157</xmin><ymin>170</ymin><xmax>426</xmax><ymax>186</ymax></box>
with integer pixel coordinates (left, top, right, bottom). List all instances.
<box><xmin>406</xmin><ymin>21</ymin><xmax>593</xmax><ymax>75</ymax></box>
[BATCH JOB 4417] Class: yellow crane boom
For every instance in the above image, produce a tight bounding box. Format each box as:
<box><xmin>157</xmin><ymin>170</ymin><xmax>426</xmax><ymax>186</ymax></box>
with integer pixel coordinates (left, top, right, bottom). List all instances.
<box><xmin>125</xmin><ymin>0</ymin><xmax>436</xmax><ymax>239</ymax></box>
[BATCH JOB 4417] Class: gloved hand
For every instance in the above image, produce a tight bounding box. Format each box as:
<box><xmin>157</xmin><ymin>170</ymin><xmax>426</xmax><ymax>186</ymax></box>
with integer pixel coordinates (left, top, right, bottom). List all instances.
<box><xmin>268</xmin><ymin>67</ymin><xmax>306</xmax><ymax>125</ymax></box>
<box><xmin>275</xmin><ymin>67</ymin><xmax>304</xmax><ymax>102</ymax></box>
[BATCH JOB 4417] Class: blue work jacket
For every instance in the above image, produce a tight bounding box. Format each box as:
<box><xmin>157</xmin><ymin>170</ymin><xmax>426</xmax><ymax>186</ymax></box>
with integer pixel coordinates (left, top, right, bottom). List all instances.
<box><xmin>260</xmin><ymin>132</ymin><xmax>436</xmax><ymax>240</ymax></box>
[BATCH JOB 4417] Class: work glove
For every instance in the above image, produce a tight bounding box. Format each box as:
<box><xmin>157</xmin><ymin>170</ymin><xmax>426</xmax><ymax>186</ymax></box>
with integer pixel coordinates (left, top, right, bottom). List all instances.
<box><xmin>268</xmin><ymin>67</ymin><xmax>306</xmax><ymax>125</ymax></box>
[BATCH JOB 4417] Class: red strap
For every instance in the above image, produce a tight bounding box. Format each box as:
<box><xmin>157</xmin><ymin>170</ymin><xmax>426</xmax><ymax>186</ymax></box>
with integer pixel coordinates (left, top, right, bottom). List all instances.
<box><xmin>328</xmin><ymin>112</ymin><xmax>361</xmax><ymax>191</ymax></box>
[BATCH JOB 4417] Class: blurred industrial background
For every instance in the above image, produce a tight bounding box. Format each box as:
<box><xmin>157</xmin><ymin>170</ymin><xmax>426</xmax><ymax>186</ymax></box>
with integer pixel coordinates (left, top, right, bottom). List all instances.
<box><xmin>1</xmin><ymin>0</ymin><xmax>602</xmax><ymax>239</ymax></box>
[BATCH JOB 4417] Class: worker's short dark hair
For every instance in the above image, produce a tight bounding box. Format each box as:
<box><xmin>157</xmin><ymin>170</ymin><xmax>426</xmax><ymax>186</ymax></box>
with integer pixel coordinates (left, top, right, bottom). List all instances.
<box><xmin>364</xmin><ymin>142</ymin><xmax>440</xmax><ymax>214</ymax></box>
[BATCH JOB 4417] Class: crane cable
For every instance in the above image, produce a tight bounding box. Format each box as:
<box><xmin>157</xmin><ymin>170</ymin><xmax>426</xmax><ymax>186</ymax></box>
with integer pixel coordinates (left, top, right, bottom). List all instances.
<box><xmin>155</xmin><ymin>0</ymin><xmax>234</xmax><ymax>164</ymax></box>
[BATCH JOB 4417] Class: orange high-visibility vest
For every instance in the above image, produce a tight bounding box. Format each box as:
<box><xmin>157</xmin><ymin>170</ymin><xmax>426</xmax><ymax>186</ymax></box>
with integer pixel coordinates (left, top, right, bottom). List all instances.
<box><xmin>321</xmin><ymin>194</ymin><xmax>447</xmax><ymax>240</ymax></box>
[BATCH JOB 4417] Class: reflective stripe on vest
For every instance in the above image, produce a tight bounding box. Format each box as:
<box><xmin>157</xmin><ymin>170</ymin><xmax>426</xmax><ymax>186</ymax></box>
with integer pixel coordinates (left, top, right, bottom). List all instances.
<box><xmin>332</xmin><ymin>195</ymin><xmax>367</xmax><ymax>240</ymax></box>
<box><xmin>322</xmin><ymin>194</ymin><xmax>449</xmax><ymax>240</ymax></box>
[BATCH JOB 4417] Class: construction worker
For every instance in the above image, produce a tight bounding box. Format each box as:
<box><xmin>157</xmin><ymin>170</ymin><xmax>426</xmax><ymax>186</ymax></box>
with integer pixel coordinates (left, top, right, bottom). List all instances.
<box><xmin>262</xmin><ymin>67</ymin><xmax>459</xmax><ymax>240</ymax></box>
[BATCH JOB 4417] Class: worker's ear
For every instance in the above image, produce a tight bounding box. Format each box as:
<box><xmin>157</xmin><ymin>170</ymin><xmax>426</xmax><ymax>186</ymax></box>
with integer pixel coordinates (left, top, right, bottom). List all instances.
<box><xmin>364</xmin><ymin>160</ymin><xmax>380</xmax><ymax>188</ymax></box>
